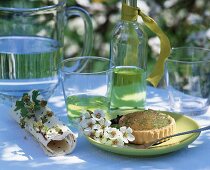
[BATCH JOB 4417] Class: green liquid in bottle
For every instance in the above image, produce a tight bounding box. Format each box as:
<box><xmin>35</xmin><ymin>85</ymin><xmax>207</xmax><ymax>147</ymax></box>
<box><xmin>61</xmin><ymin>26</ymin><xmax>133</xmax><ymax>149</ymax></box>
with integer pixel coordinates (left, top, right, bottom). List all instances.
<box><xmin>109</xmin><ymin>66</ymin><xmax>146</xmax><ymax>110</ymax></box>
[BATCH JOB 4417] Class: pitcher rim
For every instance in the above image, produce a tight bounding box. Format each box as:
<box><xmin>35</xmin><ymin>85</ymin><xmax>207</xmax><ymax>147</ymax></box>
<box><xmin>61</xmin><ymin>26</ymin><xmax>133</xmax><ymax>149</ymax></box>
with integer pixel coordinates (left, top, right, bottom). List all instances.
<box><xmin>0</xmin><ymin>0</ymin><xmax>66</xmax><ymax>13</ymax></box>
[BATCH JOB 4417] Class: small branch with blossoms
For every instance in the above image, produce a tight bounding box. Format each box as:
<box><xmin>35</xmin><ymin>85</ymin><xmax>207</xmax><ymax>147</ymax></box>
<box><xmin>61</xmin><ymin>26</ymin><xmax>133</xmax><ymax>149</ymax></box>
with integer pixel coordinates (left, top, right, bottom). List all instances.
<box><xmin>79</xmin><ymin>109</ymin><xmax>135</xmax><ymax>147</ymax></box>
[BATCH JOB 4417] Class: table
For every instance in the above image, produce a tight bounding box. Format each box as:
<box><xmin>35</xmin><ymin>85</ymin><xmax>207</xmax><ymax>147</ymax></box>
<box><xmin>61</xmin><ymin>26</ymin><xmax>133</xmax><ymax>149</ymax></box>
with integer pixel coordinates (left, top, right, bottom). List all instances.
<box><xmin>0</xmin><ymin>85</ymin><xmax>210</xmax><ymax>170</ymax></box>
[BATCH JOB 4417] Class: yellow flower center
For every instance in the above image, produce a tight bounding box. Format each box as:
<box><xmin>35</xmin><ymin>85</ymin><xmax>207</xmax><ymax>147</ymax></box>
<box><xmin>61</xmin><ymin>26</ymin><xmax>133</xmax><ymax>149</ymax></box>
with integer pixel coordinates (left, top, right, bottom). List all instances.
<box><xmin>96</xmin><ymin>113</ymin><xmax>101</xmax><ymax>119</ymax></box>
<box><xmin>111</xmin><ymin>131</ymin><xmax>116</xmax><ymax>137</ymax></box>
<box><xmin>123</xmin><ymin>133</ymin><xmax>128</xmax><ymax>138</ymax></box>
<box><xmin>88</xmin><ymin>122</ymin><xmax>93</xmax><ymax>128</ymax></box>
<box><xmin>112</xmin><ymin>139</ymin><xmax>118</xmax><ymax>145</ymax></box>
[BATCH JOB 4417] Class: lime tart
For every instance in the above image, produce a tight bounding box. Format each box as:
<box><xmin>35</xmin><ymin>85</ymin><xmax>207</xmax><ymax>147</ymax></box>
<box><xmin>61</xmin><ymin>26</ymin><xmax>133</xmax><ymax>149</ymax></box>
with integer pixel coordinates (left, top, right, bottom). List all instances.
<box><xmin>119</xmin><ymin>110</ymin><xmax>176</xmax><ymax>144</ymax></box>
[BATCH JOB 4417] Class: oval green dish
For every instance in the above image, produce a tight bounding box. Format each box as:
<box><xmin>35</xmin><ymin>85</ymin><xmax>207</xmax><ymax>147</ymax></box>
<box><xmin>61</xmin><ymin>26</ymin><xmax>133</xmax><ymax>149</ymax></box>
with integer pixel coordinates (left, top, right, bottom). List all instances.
<box><xmin>86</xmin><ymin>111</ymin><xmax>200</xmax><ymax>156</ymax></box>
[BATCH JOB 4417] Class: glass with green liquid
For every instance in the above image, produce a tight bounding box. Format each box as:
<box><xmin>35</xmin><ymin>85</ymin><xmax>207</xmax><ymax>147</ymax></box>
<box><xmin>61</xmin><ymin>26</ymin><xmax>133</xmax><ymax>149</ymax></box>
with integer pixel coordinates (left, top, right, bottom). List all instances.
<box><xmin>60</xmin><ymin>56</ymin><xmax>112</xmax><ymax>126</ymax></box>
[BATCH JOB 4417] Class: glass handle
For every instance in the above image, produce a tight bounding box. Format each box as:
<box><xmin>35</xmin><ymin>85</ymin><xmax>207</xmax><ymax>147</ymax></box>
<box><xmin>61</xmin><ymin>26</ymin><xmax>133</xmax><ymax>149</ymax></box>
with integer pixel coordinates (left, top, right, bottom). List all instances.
<box><xmin>65</xmin><ymin>7</ymin><xmax>93</xmax><ymax>56</ymax></box>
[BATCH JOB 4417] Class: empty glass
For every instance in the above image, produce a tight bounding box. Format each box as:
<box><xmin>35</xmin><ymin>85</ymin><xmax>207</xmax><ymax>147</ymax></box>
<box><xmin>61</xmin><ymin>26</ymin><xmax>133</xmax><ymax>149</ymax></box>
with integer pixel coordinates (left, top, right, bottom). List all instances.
<box><xmin>165</xmin><ymin>47</ymin><xmax>210</xmax><ymax>115</ymax></box>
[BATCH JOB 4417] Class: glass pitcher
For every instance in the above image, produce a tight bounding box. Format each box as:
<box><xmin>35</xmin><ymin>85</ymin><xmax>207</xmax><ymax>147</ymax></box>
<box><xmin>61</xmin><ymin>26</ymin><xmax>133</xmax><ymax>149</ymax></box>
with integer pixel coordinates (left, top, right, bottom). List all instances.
<box><xmin>0</xmin><ymin>0</ymin><xmax>93</xmax><ymax>104</ymax></box>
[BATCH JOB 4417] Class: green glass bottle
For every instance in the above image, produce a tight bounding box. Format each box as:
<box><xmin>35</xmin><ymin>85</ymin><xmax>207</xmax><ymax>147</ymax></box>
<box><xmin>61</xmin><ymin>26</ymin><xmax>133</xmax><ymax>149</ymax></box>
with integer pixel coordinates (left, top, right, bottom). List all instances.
<box><xmin>109</xmin><ymin>0</ymin><xmax>147</xmax><ymax>111</ymax></box>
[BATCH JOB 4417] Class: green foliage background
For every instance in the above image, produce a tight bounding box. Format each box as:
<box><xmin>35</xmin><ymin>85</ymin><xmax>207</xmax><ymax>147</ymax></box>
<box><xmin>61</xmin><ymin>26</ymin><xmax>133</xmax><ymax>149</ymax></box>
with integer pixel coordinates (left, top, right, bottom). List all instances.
<box><xmin>65</xmin><ymin>0</ymin><xmax>210</xmax><ymax>59</ymax></box>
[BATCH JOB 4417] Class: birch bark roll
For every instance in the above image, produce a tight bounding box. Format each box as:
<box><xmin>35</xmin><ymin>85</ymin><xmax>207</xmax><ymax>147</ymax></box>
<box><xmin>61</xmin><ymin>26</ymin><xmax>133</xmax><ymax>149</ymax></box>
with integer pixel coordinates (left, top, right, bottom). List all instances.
<box><xmin>10</xmin><ymin>90</ymin><xmax>77</xmax><ymax>156</ymax></box>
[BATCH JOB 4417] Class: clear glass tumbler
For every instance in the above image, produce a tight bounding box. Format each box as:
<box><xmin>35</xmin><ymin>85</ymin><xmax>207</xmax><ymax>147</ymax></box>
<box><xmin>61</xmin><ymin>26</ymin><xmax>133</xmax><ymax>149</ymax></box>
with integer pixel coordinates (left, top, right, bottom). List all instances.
<box><xmin>59</xmin><ymin>56</ymin><xmax>112</xmax><ymax>126</ymax></box>
<box><xmin>165</xmin><ymin>47</ymin><xmax>210</xmax><ymax>115</ymax></box>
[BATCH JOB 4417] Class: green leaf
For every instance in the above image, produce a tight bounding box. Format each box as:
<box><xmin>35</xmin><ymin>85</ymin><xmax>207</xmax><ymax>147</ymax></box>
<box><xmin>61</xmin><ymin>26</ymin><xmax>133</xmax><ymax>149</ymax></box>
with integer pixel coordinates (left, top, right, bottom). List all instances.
<box><xmin>14</xmin><ymin>100</ymin><xmax>25</xmax><ymax>111</ymax></box>
<box><xmin>32</xmin><ymin>90</ymin><xmax>40</xmax><ymax>104</ymax></box>
<box><xmin>20</xmin><ymin>107</ymin><xmax>29</xmax><ymax>118</ymax></box>
<box><xmin>34</xmin><ymin>105</ymin><xmax>41</xmax><ymax>111</ymax></box>
<box><xmin>21</xmin><ymin>93</ymin><xmax>29</xmax><ymax>100</ymax></box>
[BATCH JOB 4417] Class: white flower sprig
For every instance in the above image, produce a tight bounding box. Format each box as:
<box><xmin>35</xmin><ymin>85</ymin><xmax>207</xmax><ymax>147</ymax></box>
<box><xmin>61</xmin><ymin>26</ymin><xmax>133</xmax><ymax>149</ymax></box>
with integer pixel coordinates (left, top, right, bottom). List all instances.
<box><xmin>79</xmin><ymin>109</ymin><xmax>135</xmax><ymax>147</ymax></box>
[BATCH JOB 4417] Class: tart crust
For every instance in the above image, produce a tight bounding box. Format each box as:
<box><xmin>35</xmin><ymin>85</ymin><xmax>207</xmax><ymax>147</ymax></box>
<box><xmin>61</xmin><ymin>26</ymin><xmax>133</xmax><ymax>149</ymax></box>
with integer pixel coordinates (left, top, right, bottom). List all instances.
<box><xmin>119</xmin><ymin>110</ymin><xmax>176</xmax><ymax>144</ymax></box>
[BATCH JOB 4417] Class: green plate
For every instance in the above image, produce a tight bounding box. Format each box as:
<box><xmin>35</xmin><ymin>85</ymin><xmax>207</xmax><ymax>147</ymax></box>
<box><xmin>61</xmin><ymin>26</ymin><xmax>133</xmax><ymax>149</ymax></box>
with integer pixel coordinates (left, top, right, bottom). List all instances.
<box><xmin>86</xmin><ymin>111</ymin><xmax>200</xmax><ymax>156</ymax></box>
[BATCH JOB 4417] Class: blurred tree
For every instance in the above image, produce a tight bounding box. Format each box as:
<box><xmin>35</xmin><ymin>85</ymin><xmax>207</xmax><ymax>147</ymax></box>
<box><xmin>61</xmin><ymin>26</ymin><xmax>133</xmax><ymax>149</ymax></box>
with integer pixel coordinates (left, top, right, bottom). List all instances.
<box><xmin>64</xmin><ymin>0</ymin><xmax>210</xmax><ymax>64</ymax></box>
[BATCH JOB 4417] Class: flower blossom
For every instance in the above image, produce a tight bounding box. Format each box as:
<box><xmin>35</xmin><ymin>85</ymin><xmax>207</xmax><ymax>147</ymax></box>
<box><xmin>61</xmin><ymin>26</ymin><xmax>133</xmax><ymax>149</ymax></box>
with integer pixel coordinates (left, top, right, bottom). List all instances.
<box><xmin>94</xmin><ymin>129</ymin><xmax>107</xmax><ymax>144</ymax></box>
<box><xmin>79</xmin><ymin>109</ymin><xmax>136</xmax><ymax>147</ymax></box>
<box><xmin>92</xmin><ymin>109</ymin><xmax>105</xmax><ymax>121</ymax></box>
<box><xmin>83</xmin><ymin>129</ymin><xmax>96</xmax><ymax>139</ymax></box>
<box><xmin>104</xmin><ymin>127</ymin><xmax>122</xmax><ymax>139</ymax></box>
<box><xmin>120</xmin><ymin>126</ymin><xmax>135</xmax><ymax>143</ymax></box>
<box><xmin>105</xmin><ymin>137</ymin><xmax>124</xmax><ymax>147</ymax></box>
<box><xmin>98</xmin><ymin>118</ymin><xmax>111</xmax><ymax>131</ymax></box>
<box><xmin>80</xmin><ymin>118</ymin><xmax>99</xmax><ymax>130</ymax></box>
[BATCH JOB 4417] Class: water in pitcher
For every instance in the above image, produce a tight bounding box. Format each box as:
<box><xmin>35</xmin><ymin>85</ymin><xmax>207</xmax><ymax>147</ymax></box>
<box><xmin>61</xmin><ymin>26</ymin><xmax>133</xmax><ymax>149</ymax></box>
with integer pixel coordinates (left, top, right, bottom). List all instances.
<box><xmin>0</xmin><ymin>36</ymin><xmax>62</xmax><ymax>103</ymax></box>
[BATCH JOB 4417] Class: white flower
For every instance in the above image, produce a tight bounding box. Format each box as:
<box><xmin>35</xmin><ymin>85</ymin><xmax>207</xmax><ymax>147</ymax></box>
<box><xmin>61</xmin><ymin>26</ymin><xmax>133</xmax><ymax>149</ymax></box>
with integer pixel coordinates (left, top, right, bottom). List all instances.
<box><xmin>80</xmin><ymin>118</ymin><xmax>97</xmax><ymax>130</ymax></box>
<box><xmin>95</xmin><ymin>129</ymin><xmax>104</xmax><ymax>138</ymax></box>
<box><xmin>79</xmin><ymin>110</ymin><xmax>91</xmax><ymax>122</ymax></box>
<box><xmin>120</xmin><ymin>127</ymin><xmax>135</xmax><ymax>143</ymax></box>
<box><xmin>79</xmin><ymin>109</ymin><xmax>135</xmax><ymax>147</ymax></box>
<box><xmin>98</xmin><ymin>118</ymin><xmax>111</xmax><ymax>130</ymax></box>
<box><xmin>94</xmin><ymin>129</ymin><xmax>107</xmax><ymax>144</ymax></box>
<box><xmin>84</xmin><ymin>110</ymin><xmax>92</xmax><ymax>118</ymax></box>
<box><xmin>92</xmin><ymin>109</ymin><xmax>105</xmax><ymax>121</ymax></box>
<box><xmin>83</xmin><ymin>129</ymin><xmax>96</xmax><ymax>138</ymax></box>
<box><xmin>105</xmin><ymin>137</ymin><xmax>124</xmax><ymax>147</ymax></box>
<box><xmin>104</xmin><ymin>127</ymin><xmax>122</xmax><ymax>139</ymax></box>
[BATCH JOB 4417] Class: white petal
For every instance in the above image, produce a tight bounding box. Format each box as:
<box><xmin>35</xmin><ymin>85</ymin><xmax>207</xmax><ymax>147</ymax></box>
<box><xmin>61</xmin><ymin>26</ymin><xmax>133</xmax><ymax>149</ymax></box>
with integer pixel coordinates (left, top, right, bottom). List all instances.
<box><xmin>111</xmin><ymin>138</ymin><xmax>124</xmax><ymax>147</ymax></box>
<box><xmin>92</xmin><ymin>116</ymin><xmax>103</xmax><ymax>122</ymax></box>
<box><xmin>80</xmin><ymin>119</ymin><xmax>88</xmax><ymax>129</ymax></box>
<box><xmin>94</xmin><ymin>109</ymin><xmax>105</xmax><ymax>118</ymax></box>
<box><xmin>101</xmin><ymin>137</ymin><xmax>108</xmax><ymax>144</ymax></box>
<box><xmin>90</xmin><ymin>118</ymin><xmax>96</xmax><ymax>124</ymax></box>
<box><xmin>105</xmin><ymin>127</ymin><xmax>112</xmax><ymax>133</ymax></box>
<box><xmin>108</xmin><ymin>128</ymin><xmax>122</xmax><ymax>139</ymax></box>
<box><xmin>117</xmin><ymin>138</ymin><xmax>125</xmax><ymax>147</ymax></box>
<box><xmin>92</xmin><ymin>124</ymin><xmax>101</xmax><ymax>130</ymax></box>
<box><xmin>120</xmin><ymin>126</ymin><xmax>127</xmax><ymax>133</ymax></box>
<box><xmin>122</xmin><ymin>137</ymin><xmax>129</xmax><ymax>144</ymax></box>
<box><xmin>105</xmin><ymin>139</ymin><xmax>112</xmax><ymax>146</ymax></box>
<box><xmin>103</xmin><ymin>130</ymin><xmax>110</xmax><ymax>138</ymax></box>
<box><xmin>95</xmin><ymin>129</ymin><xmax>103</xmax><ymax>137</ymax></box>
<box><xmin>84</xmin><ymin>111</ymin><xmax>91</xmax><ymax>119</ymax></box>
<box><xmin>98</xmin><ymin>118</ymin><xmax>107</xmax><ymax>126</ymax></box>
<box><xmin>83</xmin><ymin>128</ymin><xmax>92</xmax><ymax>136</ymax></box>
<box><xmin>126</xmin><ymin>127</ymin><xmax>133</xmax><ymax>133</ymax></box>
<box><xmin>94</xmin><ymin>136</ymin><xmax>100</xmax><ymax>142</ymax></box>
<box><xmin>105</xmin><ymin>120</ymin><xmax>111</xmax><ymax>127</ymax></box>
<box><xmin>127</xmin><ymin>134</ymin><xmax>135</xmax><ymax>141</ymax></box>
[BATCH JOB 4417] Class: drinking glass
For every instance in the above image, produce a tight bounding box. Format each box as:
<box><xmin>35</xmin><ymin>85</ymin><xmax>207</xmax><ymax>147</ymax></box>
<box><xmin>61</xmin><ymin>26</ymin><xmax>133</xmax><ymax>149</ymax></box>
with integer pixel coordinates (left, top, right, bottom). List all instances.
<box><xmin>59</xmin><ymin>56</ymin><xmax>112</xmax><ymax>125</ymax></box>
<box><xmin>165</xmin><ymin>47</ymin><xmax>210</xmax><ymax>115</ymax></box>
<box><xmin>0</xmin><ymin>0</ymin><xmax>93</xmax><ymax>104</ymax></box>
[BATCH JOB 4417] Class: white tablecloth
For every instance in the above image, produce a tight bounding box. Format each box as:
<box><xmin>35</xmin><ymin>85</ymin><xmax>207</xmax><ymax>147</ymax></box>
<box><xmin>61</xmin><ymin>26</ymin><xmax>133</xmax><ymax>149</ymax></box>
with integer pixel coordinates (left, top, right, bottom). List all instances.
<box><xmin>0</xmin><ymin>85</ymin><xmax>210</xmax><ymax>170</ymax></box>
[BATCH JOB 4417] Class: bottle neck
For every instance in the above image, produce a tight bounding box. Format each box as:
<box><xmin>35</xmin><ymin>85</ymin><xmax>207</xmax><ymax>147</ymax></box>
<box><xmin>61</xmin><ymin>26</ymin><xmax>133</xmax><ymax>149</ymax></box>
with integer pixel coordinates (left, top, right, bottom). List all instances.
<box><xmin>122</xmin><ymin>0</ymin><xmax>137</xmax><ymax>8</ymax></box>
<box><xmin>121</xmin><ymin>0</ymin><xmax>138</xmax><ymax>22</ymax></box>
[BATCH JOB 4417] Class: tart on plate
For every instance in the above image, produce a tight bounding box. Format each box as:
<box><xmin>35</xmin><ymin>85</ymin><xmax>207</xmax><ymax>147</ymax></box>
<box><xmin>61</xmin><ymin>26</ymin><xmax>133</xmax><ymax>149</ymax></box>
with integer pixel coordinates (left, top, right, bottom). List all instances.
<box><xmin>119</xmin><ymin>109</ymin><xmax>176</xmax><ymax>144</ymax></box>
